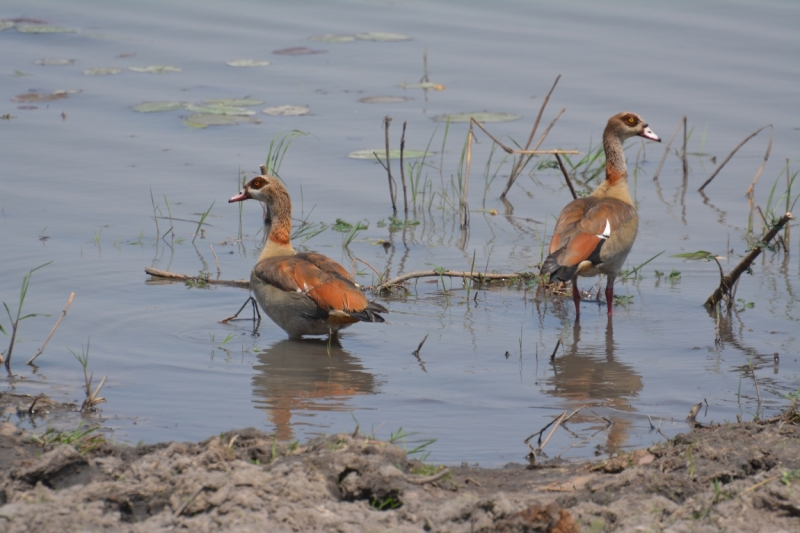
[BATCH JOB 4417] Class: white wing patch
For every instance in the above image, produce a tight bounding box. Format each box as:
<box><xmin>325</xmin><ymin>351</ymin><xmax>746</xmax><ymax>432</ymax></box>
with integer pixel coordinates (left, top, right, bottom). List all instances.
<box><xmin>597</xmin><ymin>219</ymin><xmax>611</xmax><ymax>240</ymax></box>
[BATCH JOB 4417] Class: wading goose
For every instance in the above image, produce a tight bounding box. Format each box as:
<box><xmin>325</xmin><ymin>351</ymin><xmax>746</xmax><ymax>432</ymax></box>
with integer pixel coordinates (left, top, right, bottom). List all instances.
<box><xmin>541</xmin><ymin>112</ymin><xmax>660</xmax><ymax>317</ymax></box>
<box><xmin>229</xmin><ymin>175</ymin><xmax>387</xmax><ymax>339</ymax></box>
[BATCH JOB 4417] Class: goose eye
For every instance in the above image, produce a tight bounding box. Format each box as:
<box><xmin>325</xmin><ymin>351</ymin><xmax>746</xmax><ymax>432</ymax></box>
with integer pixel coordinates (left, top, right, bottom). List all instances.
<box><xmin>628</xmin><ymin>117</ymin><xmax>636</xmax><ymax>124</ymax></box>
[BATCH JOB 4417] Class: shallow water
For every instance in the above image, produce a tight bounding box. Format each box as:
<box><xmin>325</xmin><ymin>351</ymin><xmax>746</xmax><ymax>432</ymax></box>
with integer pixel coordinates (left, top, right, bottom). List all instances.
<box><xmin>1</xmin><ymin>0</ymin><xmax>799</xmax><ymax>466</ymax></box>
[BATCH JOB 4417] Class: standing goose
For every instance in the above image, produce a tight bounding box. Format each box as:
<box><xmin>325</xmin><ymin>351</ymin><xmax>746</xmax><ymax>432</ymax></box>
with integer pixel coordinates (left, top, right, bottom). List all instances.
<box><xmin>230</xmin><ymin>175</ymin><xmax>387</xmax><ymax>339</ymax></box>
<box><xmin>541</xmin><ymin>112</ymin><xmax>660</xmax><ymax>317</ymax></box>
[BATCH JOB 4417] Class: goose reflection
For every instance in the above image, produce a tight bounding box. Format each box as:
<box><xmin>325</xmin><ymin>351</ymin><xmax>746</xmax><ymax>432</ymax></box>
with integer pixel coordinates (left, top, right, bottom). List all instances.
<box><xmin>251</xmin><ymin>339</ymin><xmax>381</xmax><ymax>440</ymax></box>
<box><xmin>546</xmin><ymin>320</ymin><xmax>643</xmax><ymax>453</ymax></box>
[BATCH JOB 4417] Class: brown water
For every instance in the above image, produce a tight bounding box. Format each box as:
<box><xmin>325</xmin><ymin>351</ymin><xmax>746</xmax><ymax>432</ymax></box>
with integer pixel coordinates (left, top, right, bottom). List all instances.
<box><xmin>1</xmin><ymin>0</ymin><xmax>798</xmax><ymax>466</ymax></box>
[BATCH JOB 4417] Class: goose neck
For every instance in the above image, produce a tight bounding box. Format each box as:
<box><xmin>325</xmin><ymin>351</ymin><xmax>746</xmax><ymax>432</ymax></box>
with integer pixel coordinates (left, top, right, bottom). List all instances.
<box><xmin>259</xmin><ymin>197</ymin><xmax>294</xmax><ymax>259</ymax></box>
<box><xmin>603</xmin><ymin>131</ymin><xmax>627</xmax><ymax>183</ymax></box>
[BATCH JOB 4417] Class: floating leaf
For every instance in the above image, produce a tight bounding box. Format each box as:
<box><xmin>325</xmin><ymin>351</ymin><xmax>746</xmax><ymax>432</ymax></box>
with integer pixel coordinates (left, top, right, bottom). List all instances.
<box><xmin>34</xmin><ymin>58</ymin><xmax>75</xmax><ymax>66</ymax></box>
<box><xmin>204</xmin><ymin>98</ymin><xmax>263</xmax><ymax>107</ymax></box>
<box><xmin>273</xmin><ymin>47</ymin><xmax>326</xmax><ymax>56</ymax></box>
<box><xmin>398</xmin><ymin>82</ymin><xmax>445</xmax><ymax>90</ymax></box>
<box><xmin>133</xmin><ymin>101</ymin><xmax>184</xmax><ymax>113</ymax></box>
<box><xmin>348</xmin><ymin>149</ymin><xmax>429</xmax><ymax>160</ymax></box>
<box><xmin>83</xmin><ymin>67</ymin><xmax>122</xmax><ymax>76</ymax></box>
<box><xmin>226</xmin><ymin>59</ymin><xmax>270</xmax><ymax>67</ymax></box>
<box><xmin>184</xmin><ymin>114</ymin><xmax>260</xmax><ymax>127</ymax></box>
<box><xmin>308</xmin><ymin>34</ymin><xmax>356</xmax><ymax>43</ymax></box>
<box><xmin>354</xmin><ymin>32</ymin><xmax>411</xmax><ymax>42</ymax></box>
<box><xmin>433</xmin><ymin>112</ymin><xmax>521</xmax><ymax>123</ymax></box>
<box><xmin>183</xmin><ymin>120</ymin><xmax>207</xmax><ymax>130</ymax></box>
<box><xmin>128</xmin><ymin>65</ymin><xmax>182</xmax><ymax>73</ymax></box>
<box><xmin>670</xmin><ymin>251</ymin><xmax>718</xmax><ymax>261</ymax></box>
<box><xmin>12</xmin><ymin>90</ymin><xmax>74</xmax><ymax>103</ymax></box>
<box><xmin>359</xmin><ymin>96</ymin><xmax>408</xmax><ymax>104</ymax></box>
<box><xmin>16</xmin><ymin>25</ymin><xmax>75</xmax><ymax>33</ymax></box>
<box><xmin>0</xmin><ymin>22</ymin><xmax>15</xmax><ymax>31</ymax></box>
<box><xmin>184</xmin><ymin>103</ymin><xmax>255</xmax><ymax>116</ymax></box>
<box><xmin>262</xmin><ymin>105</ymin><xmax>310</xmax><ymax>116</ymax></box>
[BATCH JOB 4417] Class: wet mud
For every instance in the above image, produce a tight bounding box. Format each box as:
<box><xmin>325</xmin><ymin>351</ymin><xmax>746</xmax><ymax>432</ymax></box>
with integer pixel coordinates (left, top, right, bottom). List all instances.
<box><xmin>1</xmin><ymin>393</ymin><xmax>798</xmax><ymax>532</ymax></box>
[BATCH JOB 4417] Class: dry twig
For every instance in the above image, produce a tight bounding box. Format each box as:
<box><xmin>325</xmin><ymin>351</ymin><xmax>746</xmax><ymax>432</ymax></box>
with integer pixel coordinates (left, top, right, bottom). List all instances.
<box><xmin>550</xmin><ymin>339</ymin><xmax>561</xmax><ymax>361</ymax></box>
<box><xmin>27</xmin><ymin>292</ymin><xmax>75</xmax><ymax>366</ymax></box>
<box><xmin>400</xmin><ymin>121</ymin><xmax>408</xmax><ymax>213</ymax></box>
<box><xmin>652</xmin><ymin>115</ymin><xmax>685</xmax><ymax>181</ymax></box>
<box><xmin>412</xmin><ymin>334</ymin><xmax>428</xmax><ymax>357</ymax></box>
<box><xmin>353</xmin><ymin>257</ymin><xmax>385</xmax><ymax>284</ymax></box>
<box><xmin>554</xmin><ymin>153</ymin><xmax>577</xmax><ymax>200</ymax></box>
<box><xmin>209</xmin><ymin>245</ymin><xmax>222</xmax><ymax>277</ymax></box>
<box><xmin>403</xmin><ymin>468</ymin><xmax>451</xmax><ymax>485</ymax></box>
<box><xmin>745</xmin><ymin>127</ymin><xmax>774</xmax><ymax>198</ymax></box>
<box><xmin>501</xmin><ymin>75</ymin><xmax>561</xmax><ymax>199</ymax></box>
<box><xmin>461</xmin><ymin>122</ymin><xmax>473</xmax><ymax>228</ymax></box>
<box><xmin>380</xmin><ymin>116</ymin><xmax>397</xmax><ymax>213</ymax></box>
<box><xmin>698</xmin><ymin>125</ymin><xmax>772</xmax><ymax>192</ymax></box>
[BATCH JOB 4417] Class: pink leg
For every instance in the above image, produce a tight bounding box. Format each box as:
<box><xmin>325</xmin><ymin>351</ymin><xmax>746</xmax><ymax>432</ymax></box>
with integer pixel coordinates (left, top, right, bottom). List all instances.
<box><xmin>605</xmin><ymin>285</ymin><xmax>614</xmax><ymax>315</ymax></box>
<box><xmin>572</xmin><ymin>281</ymin><xmax>581</xmax><ymax>317</ymax></box>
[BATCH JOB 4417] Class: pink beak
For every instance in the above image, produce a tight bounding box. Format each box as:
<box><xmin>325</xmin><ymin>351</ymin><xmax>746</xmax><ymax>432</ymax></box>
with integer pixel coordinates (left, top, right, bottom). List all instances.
<box><xmin>229</xmin><ymin>189</ymin><xmax>249</xmax><ymax>203</ymax></box>
<box><xmin>638</xmin><ymin>125</ymin><xmax>661</xmax><ymax>142</ymax></box>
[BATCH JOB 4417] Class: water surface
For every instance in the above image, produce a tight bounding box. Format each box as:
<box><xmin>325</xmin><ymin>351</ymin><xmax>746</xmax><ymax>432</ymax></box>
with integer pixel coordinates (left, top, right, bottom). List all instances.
<box><xmin>1</xmin><ymin>0</ymin><xmax>798</xmax><ymax>466</ymax></box>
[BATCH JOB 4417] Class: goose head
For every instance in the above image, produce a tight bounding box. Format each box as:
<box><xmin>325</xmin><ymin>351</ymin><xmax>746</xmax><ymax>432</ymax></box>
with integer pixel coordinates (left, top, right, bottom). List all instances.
<box><xmin>607</xmin><ymin>112</ymin><xmax>661</xmax><ymax>143</ymax></box>
<box><xmin>229</xmin><ymin>175</ymin><xmax>288</xmax><ymax>205</ymax></box>
<box><xmin>229</xmin><ymin>174</ymin><xmax>291</xmax><ymax>227</ymax></box>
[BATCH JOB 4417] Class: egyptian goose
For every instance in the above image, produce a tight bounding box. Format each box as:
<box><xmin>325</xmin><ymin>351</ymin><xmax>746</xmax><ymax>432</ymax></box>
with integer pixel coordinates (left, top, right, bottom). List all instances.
<box><xmin>541</xmin><ymin>112</ymin><xmax>660</xmax><ymax>317</ymax></box>
<box><xmin>229</xmin><ymin>175</ymin><xmax>387</xmax><ymax>339</ymax></box>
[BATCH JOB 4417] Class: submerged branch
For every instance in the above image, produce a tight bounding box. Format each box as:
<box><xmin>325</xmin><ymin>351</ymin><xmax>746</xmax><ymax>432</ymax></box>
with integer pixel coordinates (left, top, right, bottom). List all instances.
<box><xmin>375</xmin><ymin>269</ymin><xmax>534</xmax><ymax>291</ymax></box>
<box><xmin>145</xmin><ymin>267</ymin><xmax>250</xmax><ymax>289</ymax></box>
<box><xmin>704</xmin><ymin>212</ymin><xmax>793</xmax><ymax>308</ymax></box>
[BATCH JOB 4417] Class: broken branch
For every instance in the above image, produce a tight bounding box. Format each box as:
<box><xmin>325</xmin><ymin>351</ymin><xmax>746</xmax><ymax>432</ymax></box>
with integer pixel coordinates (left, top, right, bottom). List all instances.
<box><xmin>704</xmin><ymin>212</ymin><xmax>793</xmax><ymax>307</ymax></box>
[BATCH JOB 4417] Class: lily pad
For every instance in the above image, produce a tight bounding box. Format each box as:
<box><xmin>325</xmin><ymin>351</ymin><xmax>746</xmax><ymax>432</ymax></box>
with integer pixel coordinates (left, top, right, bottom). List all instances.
<box><xmin>359</xmin><ymin>96</ymin><xmax>408</xmax><ymax>104</ymax></box>
<box><xmin>354</xmin><ymin>32</ymin><xmax>411</xmax><ymax>42</ymax></box>
<box><xmin>348</xmin><ymin>149</ymin><xmax>429</xmax><ymax>160</ymax></box>
<box><xmin>183</xmin><ymin>120</ymin><xmax>207</xmax><ymax>130</ymax></box>
<box><xmin>204</xmin><ymin>98</ymin><xmax>263</xmax><ymax>107</ymax></box>
<box><xmin>308</xmin><ymin>34</ymin><xmax>356</xmax><ymax>43</ymax></box>
<box><xmin>133</xmin><ymin>101</ymin><xmax>184</xmax><ymax>113</ymax></box>
<box><xmin>128</xmin><ymin>65</ymin><xmax>182</xmax><ymax>74</ymax></box>
<box><xmin>0</xmin><ymin>22</ymin><xmax>15</xmax><ymax>31</ymax></box>
<box><xmin>183</xmin><ymin>103</ymin><xmax>255</xmax><ymax>116</ymax></box>
<box><xmin>83</xmin><ymin>67</ymin><xmax>122</xmax><ymax>76</ymax></box>
<box><xmin>273</xmin><ymin>47</ymin><xmax>326</xmax><ymax>56</ymax></box>
<box><xmin>12</xmin><ymin>90</ymin><xmax>75</xmax><ymax>103</ymax></box>
<box><xmin>226</xmin><ymin>59</ymin><xmax>270</xmax><ymax>67</ymax></box>
<box><xmin>262</xmin><ymin>105</ymin><xmax>310</xmax><ymax>116</ymax></box>
<box><xmin>398</xmin><ymin>82</ymin><xmax>445</xmax><ymax>90</ymax></box>
<box><xmin>34</xmin><ymin>58</ymin><xmax>75</xmax><ymax>66</ymax></box>
<box><xmin>432</xmin><ymin>112</ymin><xmax>521</xmax><ymax>123</ymax></box>
<box><xmin>16</xmin><ymin>25</ymin><xmax>75</xmax><ymax>33</ymax></box>
<box><xmin>184</xmin><ymin>114</ymin><xmax>260</xmax><ymax>127</ymax></box>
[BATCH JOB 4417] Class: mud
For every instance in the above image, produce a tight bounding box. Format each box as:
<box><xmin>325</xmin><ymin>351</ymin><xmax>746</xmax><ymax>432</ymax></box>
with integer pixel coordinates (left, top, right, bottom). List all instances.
<box><xmin>0</xmin><ymin>393</ymin><xmax>798</xmax><ymax>532</ymax></box>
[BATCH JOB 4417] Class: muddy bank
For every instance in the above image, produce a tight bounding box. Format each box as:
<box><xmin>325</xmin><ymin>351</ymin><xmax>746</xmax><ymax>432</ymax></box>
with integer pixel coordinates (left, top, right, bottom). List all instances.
<box><xmin>0</xmin><ymin>394</ymin><xmax>798</xmax><ymax>532</ymax></box>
